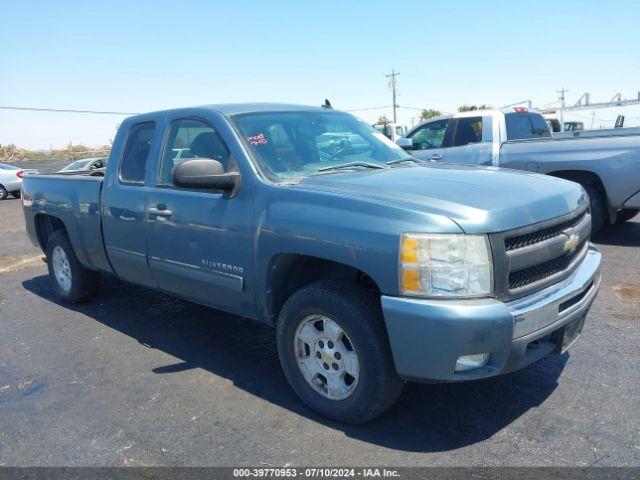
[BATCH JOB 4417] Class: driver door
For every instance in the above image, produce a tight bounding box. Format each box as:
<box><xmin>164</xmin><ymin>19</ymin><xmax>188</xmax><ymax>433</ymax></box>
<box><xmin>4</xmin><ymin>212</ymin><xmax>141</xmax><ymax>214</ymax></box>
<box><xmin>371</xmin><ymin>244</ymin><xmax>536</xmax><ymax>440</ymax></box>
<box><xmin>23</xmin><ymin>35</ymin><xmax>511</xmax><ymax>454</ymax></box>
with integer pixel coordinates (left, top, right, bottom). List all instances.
<box><xmin>404</xmin><ymin>119</ymin><xmax>448</xmax><ymax>162</ymax></box>
<box><xmin>146</xmin><ymin>117</ymin><xmax>255</xmax><ymax>316</ymax></box>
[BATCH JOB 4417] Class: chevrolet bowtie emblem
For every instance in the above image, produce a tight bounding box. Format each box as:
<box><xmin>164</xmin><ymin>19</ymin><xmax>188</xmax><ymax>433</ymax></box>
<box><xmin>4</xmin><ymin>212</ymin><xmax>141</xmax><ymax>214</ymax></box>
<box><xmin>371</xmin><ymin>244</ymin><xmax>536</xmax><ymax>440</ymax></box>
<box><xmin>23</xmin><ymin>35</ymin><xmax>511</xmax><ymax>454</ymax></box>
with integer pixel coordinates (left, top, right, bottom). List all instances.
<box><xmin>563</xmin><ymin>232</ymin><xmax>580</xmax><ymax>253</ymax></box>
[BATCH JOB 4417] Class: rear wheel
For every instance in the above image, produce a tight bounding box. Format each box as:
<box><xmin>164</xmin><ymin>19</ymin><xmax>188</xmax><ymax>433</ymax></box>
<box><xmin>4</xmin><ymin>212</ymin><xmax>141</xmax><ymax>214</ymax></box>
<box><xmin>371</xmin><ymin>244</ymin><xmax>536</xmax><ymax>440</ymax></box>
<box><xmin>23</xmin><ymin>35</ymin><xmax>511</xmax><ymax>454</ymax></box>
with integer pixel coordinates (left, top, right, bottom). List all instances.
<box><xmin>276</xmin><ymin>279</ymin><xmax>404</xmax><ymax>424</ymax></box>
<box><xmin>616</xmin><ymin>209</ymin><xmax>639</xmax><ymax>224</ymax></box>
<box><xmin>582</xmin><ymin>183</ymin><xmax>606</xmax><ymax>234</ymax></box>
<box><xmin>46</xmin><ymin>230</ymin><xmax>99</xmax><ymax>303</ymax></box>
<box><xmin>11</xmin><ymin>191</ymin><xmax>21</xmax><ymax>199</ymax></box>
<box><xmin>0</xmin><ymin>184</ymin><xmax>7</xmax><ymax>200</ymax></box>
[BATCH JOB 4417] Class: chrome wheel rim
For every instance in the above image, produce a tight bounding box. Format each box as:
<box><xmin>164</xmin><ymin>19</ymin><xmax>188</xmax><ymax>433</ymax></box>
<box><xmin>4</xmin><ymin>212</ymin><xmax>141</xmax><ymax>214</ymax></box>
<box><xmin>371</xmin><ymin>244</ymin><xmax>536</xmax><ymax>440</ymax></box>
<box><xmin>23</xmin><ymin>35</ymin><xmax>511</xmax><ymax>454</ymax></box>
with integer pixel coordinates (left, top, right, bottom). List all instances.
<box><xmin>51</xmin><ymin>246</ymin><xmax>72</xmax><ymax>292</ymax></box>
<box><xmin>293</xmin><ymin>315</ymin><xmax>360</xmax><ymax>401</ymax></box>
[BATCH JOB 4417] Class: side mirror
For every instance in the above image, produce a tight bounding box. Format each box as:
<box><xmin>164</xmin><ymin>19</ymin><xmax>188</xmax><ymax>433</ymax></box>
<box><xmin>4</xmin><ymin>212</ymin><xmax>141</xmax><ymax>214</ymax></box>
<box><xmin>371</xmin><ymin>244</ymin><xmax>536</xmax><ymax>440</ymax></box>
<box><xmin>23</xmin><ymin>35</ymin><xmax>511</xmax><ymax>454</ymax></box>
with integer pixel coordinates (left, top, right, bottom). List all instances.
<box><xmin>396</xmin><ymin>137</ymin><xmax>414</xmax><ymax>150</ymax></box>
<box><xmin>172</xmin><ymin>158</ymin><xmax>240</xmax><ymax>191</ymax></box>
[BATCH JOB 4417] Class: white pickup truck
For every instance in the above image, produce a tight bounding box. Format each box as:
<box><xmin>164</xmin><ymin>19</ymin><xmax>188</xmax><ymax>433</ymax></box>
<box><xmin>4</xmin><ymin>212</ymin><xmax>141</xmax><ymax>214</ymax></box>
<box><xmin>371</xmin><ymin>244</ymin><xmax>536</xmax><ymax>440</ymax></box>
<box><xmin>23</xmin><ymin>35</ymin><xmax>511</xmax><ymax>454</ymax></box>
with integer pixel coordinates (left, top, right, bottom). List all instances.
<box><xmin>397</xmin><ymin>107</ymin><xmax>640</xmax><ymax>232</ymax></box>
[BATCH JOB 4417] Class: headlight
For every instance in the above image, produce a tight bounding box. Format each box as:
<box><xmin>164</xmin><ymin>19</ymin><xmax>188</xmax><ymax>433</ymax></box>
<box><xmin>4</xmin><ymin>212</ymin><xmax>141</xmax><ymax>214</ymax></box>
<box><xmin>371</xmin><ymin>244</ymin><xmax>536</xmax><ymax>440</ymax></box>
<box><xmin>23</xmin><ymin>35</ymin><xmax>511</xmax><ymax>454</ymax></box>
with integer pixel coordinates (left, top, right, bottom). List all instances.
<box><xmin>399</xmin><ymin>233</ymin><xmax>493</xmax><ymax>297</ymax></box>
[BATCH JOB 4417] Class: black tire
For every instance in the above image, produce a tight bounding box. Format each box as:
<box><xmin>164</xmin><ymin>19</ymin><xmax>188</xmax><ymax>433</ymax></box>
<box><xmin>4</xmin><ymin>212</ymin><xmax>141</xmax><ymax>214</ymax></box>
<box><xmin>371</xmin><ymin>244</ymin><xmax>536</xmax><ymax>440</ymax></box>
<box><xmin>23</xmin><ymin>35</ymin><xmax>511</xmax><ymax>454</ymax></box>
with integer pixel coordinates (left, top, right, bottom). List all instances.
<box><xmin>276</xmin><ymin>279</ymin><xmax>404</xmax><ymax>424</ymax></box>
<box><xmin>0</xmin><ymin>184</ymin><xmax>7</xmax><ymax>200</ymax></box>
<box><xmin>11</xmin><ymin>191</ymin><xmax>21</xmax><ymax>199</ymax></box>
<box><xmin>616</xmin><ymin>209</ymin><xmax>639</xmax><ymax>224</ymax></box>
<box><xmin>46</xmin><ymin>230</ymin><xmax>99</xmax><ymax>303</ymax></box>
<box><xmin>583</xmin><ymin>183</ymin><xmax>606</xmax><ymax>234</ymax></box>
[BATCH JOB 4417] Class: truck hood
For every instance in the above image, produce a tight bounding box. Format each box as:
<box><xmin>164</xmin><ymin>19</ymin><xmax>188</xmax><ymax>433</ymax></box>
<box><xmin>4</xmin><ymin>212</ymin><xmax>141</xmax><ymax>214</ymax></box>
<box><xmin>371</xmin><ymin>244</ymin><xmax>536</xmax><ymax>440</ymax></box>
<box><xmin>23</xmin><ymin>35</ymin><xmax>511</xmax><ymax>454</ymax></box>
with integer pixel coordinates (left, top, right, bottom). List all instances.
<box><xmin>295</xmin><ymin>164</ymin><xmax>587</xmax><ymax>233</ymax></box>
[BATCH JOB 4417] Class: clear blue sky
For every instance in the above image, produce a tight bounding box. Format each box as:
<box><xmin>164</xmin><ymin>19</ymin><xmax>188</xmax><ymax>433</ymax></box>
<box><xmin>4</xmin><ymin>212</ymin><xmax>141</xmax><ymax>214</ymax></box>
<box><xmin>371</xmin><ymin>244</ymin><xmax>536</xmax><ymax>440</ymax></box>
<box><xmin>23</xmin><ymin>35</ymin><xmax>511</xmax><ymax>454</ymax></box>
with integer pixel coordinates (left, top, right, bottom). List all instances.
<box><xmin>2</xmin><ymin>0</ymin><xmax>640</xmax><ymax>149</ymax></box>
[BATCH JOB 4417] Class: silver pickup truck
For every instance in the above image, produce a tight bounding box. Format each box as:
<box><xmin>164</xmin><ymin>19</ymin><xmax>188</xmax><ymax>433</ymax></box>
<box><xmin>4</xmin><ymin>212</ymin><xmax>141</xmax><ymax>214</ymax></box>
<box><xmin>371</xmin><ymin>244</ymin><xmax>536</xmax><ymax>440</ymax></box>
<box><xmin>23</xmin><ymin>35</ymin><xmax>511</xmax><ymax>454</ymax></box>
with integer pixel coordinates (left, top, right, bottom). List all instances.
<box><xmin>398</xmin><ymin>108</ymin><xmax>640</xmax><ymax>232</ymax></box>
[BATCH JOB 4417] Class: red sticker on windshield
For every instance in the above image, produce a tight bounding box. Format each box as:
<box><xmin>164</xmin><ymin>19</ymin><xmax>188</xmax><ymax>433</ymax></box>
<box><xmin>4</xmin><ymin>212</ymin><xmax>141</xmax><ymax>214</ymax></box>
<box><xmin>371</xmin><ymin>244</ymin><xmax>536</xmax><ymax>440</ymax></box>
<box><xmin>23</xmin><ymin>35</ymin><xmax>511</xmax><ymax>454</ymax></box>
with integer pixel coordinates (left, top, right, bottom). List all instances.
<box><xmin>248</xmin><ymin>133</ymin><xmax>268</xmax><ymax>145</ymax></box>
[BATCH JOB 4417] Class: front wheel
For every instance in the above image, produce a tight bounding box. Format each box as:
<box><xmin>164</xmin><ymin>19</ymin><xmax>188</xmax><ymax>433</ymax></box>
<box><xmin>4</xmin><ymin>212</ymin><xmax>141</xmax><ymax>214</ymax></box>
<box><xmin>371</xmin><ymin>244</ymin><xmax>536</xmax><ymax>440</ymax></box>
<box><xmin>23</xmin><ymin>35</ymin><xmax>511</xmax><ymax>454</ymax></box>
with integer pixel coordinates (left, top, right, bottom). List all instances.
<box><xmin>276</xmin><ymin>279</ymin><xmax>404</xmax><ymax>424</ymax></box>
<box><xmin>46</xmin><ymin>230</ymin><xmax>100</xmax><ymax>303</ymax></box>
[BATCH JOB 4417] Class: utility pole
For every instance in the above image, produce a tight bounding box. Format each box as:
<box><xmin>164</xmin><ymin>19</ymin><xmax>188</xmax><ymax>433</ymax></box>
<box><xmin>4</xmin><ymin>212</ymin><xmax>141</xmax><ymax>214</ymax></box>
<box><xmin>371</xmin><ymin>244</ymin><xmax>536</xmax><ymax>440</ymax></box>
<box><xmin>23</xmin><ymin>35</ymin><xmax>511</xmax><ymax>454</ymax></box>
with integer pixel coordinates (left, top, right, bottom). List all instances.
<box><xmin>386</xmin><ymin>69</ymin><xmax>400</xmax><ymax>123</ymax></box>
<box><xmin>557</xmin><ymin>87</ymin><xmax>567</xmax><ymax>132</ymax></box>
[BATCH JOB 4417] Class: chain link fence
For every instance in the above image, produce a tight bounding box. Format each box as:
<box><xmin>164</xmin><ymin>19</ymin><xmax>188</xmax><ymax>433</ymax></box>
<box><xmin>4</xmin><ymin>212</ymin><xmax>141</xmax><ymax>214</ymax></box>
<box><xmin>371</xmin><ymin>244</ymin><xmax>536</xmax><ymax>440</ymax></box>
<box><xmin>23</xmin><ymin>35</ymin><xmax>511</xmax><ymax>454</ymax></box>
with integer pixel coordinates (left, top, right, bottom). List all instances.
<box><xmin>2</xmin><ymin>152</ymin><xmax>110</xmax><ymax>174</ymax></box>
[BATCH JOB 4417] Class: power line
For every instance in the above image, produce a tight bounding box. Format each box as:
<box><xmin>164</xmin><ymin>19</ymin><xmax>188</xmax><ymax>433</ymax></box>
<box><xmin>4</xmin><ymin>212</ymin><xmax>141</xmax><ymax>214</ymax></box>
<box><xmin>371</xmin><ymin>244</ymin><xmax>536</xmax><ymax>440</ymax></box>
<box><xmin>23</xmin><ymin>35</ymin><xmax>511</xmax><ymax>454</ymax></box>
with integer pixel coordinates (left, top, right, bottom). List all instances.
<box><xmin>398</xmin><ymin>105</ymin><xmax>426</xmax><ymax>111</ymax></box>
<box><xmin>0</xmin><ymin>106</ymin><xmax>139</xmax><ymax>115</ymax></box>
<box><xmin>343</xmin><ymin>105</ymin><xmax>391</xmax><ymax>112</ymax></box>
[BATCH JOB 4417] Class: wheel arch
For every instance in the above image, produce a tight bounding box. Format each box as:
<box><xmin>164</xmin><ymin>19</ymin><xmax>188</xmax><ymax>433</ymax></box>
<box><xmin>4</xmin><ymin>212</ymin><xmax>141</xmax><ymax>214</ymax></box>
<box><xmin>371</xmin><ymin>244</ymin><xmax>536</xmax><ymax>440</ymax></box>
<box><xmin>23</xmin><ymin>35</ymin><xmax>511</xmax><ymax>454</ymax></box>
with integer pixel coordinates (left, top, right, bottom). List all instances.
<box><xmin>263</xmin><ymin>253</ymin><xmax>382</xmax><ymax>325</ymax></box>
<box><xmin>34</xmin><ymin>213</ymin><xmax>68</xmax><ymax>252</ymax></box>
<box><xmin>547</xmin><ymin>169</ymin><xmax>614</xmax><ymax>224</ymax></box>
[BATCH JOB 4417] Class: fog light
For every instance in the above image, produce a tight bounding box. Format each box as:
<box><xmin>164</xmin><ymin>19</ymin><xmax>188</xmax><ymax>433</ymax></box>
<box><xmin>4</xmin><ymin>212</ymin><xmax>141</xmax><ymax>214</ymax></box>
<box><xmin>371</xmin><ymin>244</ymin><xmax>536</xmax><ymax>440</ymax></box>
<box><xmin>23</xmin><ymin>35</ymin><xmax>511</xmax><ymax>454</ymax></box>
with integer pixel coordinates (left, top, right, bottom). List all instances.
<box><xmin>455</xmin><ymin>353</ymin><xmax>489</xmax><ymax>372</ymax></box>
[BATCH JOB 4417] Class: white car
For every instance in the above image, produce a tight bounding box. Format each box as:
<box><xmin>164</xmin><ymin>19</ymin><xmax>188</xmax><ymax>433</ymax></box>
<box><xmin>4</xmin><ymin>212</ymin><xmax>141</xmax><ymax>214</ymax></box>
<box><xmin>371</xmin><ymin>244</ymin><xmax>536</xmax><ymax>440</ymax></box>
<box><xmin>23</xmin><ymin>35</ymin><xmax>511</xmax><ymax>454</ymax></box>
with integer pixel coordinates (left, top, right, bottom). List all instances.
<box><xmin>0</xmin><ymin>163</ymin><xmax>39</xmax><ymax>200</ymax></box>
<box><xmin>58</xmin><ymin>157</ymin><xmax>107</xmax><ymax>173</ymax></box>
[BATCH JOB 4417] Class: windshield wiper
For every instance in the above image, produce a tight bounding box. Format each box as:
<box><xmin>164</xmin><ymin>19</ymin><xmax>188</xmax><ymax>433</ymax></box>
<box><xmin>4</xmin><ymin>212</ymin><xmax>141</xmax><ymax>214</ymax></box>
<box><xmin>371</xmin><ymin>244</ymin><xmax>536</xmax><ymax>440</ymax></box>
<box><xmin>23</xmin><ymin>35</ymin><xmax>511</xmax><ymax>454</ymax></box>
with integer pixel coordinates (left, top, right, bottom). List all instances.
<box><xmin>386</xmin><ymin>157</ymin><xmax>420</xmax><ymax>166</ymax></box>
<box><xmin>317</xmin><ymin>161</ymin><xmax>385</xmax><ymax>173</ymax></box>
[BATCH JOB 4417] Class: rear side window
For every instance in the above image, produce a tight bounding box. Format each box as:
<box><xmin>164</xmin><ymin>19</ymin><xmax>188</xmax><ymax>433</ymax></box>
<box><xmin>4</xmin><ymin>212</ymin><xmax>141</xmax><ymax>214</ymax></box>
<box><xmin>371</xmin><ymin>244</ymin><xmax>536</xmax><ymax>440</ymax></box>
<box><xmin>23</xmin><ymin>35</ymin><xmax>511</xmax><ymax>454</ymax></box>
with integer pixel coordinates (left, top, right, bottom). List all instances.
<box><xmin>505</xmin><ymin>113</ymin><xmax>551</xmax><ymax>140</ymax></box>
<box><xmin>442</xmin><ymin>117</ymin><xmax>483</xmax><ymax>147</ymax></box>
<box><xmin>119</xmin><ymin>122</ymin><xmax>156</xmax><ymax>184</ymax></box>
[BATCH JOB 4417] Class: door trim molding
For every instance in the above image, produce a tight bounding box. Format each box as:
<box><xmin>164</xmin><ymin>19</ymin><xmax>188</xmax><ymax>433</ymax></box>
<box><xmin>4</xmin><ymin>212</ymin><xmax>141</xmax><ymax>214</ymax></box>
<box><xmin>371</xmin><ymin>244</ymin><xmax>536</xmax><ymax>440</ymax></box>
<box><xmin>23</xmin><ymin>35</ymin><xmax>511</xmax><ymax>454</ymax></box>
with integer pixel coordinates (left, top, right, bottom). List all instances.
<box><xmin>149</xmin><ymin>256</ymin><xmax>244</xmax><ymax>292</ymax></box>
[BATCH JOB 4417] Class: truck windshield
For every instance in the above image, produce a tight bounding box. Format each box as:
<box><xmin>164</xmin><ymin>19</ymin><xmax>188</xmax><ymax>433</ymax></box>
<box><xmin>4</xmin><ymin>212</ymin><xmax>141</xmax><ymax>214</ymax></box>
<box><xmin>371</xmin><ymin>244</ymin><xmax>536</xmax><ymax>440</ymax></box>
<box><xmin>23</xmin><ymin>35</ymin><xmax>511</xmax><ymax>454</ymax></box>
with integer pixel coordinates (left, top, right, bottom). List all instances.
<box><xmin>232</xmin><ymin>111</ymin><xmax>412</xmax><ymax>181</ymax></box>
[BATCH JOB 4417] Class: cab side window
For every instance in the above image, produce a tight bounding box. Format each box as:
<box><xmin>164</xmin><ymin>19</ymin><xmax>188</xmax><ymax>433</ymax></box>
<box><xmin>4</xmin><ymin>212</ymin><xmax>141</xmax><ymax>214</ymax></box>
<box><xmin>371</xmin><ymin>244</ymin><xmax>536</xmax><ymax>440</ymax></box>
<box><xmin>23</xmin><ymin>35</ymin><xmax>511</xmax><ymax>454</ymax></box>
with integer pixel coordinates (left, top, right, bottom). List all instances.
<box><xmin>119</xmin><ymin>122</ymin><xmax>156</xmax><ymax>184</ymax></box>
<box><xmin>408</xmin><ymin>119</ymin><xmax>448</xmax><ymax>149</ymax></box>
<box><xmin>158</xmin><ymin>118</ymin><xmax>230</xmax><ymax>186</ymax></box>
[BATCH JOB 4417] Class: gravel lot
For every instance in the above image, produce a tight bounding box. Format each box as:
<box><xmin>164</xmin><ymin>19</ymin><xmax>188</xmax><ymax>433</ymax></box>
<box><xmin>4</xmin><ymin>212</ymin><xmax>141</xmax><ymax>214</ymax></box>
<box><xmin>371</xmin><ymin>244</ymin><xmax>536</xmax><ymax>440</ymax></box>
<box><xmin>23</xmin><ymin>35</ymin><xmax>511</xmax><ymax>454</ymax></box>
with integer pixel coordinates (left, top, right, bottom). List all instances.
<box><xmin>0</xmin><ymin>197</ymin><xmax>639</xmax><ymax>466</ymax></box>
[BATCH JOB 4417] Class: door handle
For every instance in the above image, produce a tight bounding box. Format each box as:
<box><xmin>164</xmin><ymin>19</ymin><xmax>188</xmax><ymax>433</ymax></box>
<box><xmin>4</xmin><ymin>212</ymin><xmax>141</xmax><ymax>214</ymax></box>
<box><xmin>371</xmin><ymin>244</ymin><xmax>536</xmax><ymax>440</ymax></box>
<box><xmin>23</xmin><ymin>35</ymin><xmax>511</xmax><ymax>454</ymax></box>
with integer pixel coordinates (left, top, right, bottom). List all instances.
<box><xmin>427</xmin><ymin>154</ymin><xmax>442</xmax><ymax>163</ymax></box>
<box><xmin>148</xmin><ymin>206</ymin><xmax>172</xmax><ymax>217</ymax></box>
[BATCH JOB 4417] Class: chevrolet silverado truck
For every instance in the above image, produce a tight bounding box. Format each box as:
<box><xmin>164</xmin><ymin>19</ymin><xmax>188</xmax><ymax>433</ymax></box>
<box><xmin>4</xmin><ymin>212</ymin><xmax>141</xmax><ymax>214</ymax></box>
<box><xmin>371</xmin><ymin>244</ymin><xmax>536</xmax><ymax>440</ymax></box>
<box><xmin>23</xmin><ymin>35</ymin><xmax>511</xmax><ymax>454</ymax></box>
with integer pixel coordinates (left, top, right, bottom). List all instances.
<box><xmin>22</xmin><ymin>103</ymin><xmax>601</xmax><ymax>423</ymax></box>
<box><xmin>397</xmin><ymin>107</ymin><xmax>640</xmax><ymax>232</ymax></box>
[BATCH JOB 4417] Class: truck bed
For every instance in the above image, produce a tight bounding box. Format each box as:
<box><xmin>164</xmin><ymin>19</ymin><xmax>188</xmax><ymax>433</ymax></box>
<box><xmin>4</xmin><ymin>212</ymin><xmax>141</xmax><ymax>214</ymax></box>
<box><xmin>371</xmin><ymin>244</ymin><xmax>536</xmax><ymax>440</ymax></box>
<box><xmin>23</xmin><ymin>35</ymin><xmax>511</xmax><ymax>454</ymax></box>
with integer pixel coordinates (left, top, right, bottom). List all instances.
<box><xmin>21</xmin><ymin>174</ymin><xmax>113</xmax><ymax>273</ymax></box>
<box><xmin>500</xmin><ymin>133</ymin><xmax>640</xmax><ymax>209</ymax></box>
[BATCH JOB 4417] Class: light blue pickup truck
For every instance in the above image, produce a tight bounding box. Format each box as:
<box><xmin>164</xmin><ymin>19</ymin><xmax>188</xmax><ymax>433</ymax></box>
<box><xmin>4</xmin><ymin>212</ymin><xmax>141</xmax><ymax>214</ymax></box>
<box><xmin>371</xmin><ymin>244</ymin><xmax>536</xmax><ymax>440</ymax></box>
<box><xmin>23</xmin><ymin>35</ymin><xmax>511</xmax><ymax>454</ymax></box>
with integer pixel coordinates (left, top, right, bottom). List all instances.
<box><xmin>22</xmin><ymin>103</ymin><xmax>601</xmax><ymax>423</ymax></box>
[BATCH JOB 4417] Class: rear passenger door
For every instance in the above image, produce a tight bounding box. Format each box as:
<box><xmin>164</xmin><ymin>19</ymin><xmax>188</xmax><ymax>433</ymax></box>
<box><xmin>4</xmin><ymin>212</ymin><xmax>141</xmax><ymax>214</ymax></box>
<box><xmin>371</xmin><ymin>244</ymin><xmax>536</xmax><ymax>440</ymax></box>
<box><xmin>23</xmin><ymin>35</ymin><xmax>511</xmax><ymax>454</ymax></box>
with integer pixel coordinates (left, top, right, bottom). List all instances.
<box><xmin>102</xmin><ymin>121</ymin><xmax>158</xmax><ymax>288</ymax></box>
<box><xmin>145</xmin><ymin>117</ymin><xmax>254</xmax><ymax>316</ymax></box>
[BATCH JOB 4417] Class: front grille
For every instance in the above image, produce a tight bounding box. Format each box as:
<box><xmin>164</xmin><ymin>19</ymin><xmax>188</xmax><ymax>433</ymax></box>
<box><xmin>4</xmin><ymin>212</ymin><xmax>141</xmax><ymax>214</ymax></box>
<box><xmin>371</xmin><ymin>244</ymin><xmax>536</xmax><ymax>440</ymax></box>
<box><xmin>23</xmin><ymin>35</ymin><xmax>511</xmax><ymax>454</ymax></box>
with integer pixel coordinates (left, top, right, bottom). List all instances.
<box><xmin>505</xmin><ymin>210</ymin><xmax>587</xmax><ymax>251</ymax></box>
<box><xmin>508</xmin><ymin>241</ymin><xmax>587</xmax><ymax>289</ymax></box>
<box><xmin>490</xmin><ymin>207</ymin><xmax>591</xmax><ymax>300</ymax></box>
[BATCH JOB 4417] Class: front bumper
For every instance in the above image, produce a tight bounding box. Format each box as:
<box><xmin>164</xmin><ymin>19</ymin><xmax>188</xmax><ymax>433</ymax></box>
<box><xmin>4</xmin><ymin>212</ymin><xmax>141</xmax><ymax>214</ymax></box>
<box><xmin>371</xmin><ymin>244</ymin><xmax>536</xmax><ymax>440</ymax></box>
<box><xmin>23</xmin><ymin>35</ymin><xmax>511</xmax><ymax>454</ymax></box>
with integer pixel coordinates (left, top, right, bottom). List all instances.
<box><xmin>381</xmin><ymin>244</ymin><xmax>601</xmax><ymax>382</ymax></box>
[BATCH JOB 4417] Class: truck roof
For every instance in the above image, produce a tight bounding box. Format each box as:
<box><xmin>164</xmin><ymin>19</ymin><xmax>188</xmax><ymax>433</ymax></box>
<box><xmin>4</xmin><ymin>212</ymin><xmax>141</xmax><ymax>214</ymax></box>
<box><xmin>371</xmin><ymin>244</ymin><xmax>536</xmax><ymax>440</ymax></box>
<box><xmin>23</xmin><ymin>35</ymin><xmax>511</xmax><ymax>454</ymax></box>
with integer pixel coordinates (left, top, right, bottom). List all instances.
<box><xmin>127</xmin><ymin>103</ymin><xmax>330</xmax><ymax>122</ymax></box>
<box><xmin>454</xmin><ymin>107</ymin><xmax>543</xmax><ymax>119</ymax></box>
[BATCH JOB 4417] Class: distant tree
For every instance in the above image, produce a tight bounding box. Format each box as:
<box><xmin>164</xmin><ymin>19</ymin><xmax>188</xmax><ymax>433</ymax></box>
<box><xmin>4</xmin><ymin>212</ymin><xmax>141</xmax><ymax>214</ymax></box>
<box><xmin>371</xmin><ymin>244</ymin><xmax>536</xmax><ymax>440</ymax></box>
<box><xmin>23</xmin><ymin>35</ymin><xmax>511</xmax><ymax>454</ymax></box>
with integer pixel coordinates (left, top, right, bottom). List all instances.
<box><xmin>458</xmin><ymin>104</ymin><xmax>492</xmax><ymax>112</ymax></box>
<box><xmin>377</xmin><ymin>115</ymin><xmax>390</xmax><ymax>125</ymax></box>
<box><xmin>420</xmin><ymin>109</ymin><xmax>442</xmax><ymax>120</ymax></box>
<box><xmin>0</xmin><ymin>144</ymin><xmax>24</xmax><ymax>161</ymax></box>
